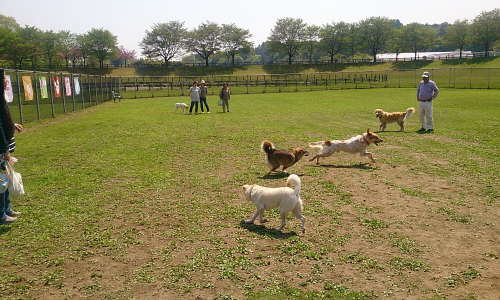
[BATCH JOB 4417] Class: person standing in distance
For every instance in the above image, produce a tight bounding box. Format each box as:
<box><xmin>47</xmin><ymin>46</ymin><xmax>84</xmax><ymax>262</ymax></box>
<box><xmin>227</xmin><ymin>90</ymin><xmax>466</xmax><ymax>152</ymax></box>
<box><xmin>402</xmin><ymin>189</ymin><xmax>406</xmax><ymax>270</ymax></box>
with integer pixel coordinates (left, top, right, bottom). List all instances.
<box><xmin>199</xmin><ymin>80</ymin><xmax>210</xmax><ymax>113</ymax></box>
<box><xmin>188</xmin><ymin>81</ymin><xmax>200</xmax><ymax>115</ymax></box>
<box><xmin>417</xmin><ymin>71</ymin><xmax>439</xmax><ymax>133</ymax></box>
<box><xmin>219</xmin><ymin>82</ymin><xmax>230</xmax><ymax>113</ymax></box>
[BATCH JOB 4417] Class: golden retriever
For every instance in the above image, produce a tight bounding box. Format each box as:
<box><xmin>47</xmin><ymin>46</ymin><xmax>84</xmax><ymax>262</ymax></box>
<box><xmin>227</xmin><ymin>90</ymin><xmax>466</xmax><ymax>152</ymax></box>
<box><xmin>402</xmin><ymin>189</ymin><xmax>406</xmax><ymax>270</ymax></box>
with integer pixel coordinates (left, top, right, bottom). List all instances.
<box><xmin>242</xmin><ymin>174</ymin><xmax>305</xmax><ymax>233</ymax></box>
<box><xmin>309</xmin><ymin>129</ymin><xmax>383</xmax><ymax>164</ymax></box>
<box><xmin>374</xmin><ymin>107</ymin><xmax>415</xmax><ymax>131</ymax></box>
<box><xmin>261</xmin><ymin>140</ymin><xmax>309</xmax><ymax>174</ymax></box>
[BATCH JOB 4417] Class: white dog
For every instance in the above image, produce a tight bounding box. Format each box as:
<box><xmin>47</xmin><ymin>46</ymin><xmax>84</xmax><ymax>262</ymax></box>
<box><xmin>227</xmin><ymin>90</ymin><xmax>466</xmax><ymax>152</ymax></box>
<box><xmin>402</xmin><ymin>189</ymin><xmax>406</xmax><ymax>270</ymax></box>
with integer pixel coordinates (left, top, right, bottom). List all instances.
<box><xmin>174</xmin><ymin>103</ymin><xmax>189</xmax><ymax>114</ymax></box>
<box><xmin>309</xmin><ymin>129</ymin><xmax>383</xmax><ymax>164</ymax></box>
<box><xmin>242</xmin><ymin>174</ymin><xmax>305</xmax><ymax>233</ymax></box>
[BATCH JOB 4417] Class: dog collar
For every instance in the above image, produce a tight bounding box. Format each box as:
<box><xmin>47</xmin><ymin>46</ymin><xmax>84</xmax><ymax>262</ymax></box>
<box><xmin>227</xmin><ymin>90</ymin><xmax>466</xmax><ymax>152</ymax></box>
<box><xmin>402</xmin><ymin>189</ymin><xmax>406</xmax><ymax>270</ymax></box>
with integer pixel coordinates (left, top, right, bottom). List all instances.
<box><xmin>362</xmin><ymin>135</ymin><xmax>370</xmax><ymax>145</ymax></box>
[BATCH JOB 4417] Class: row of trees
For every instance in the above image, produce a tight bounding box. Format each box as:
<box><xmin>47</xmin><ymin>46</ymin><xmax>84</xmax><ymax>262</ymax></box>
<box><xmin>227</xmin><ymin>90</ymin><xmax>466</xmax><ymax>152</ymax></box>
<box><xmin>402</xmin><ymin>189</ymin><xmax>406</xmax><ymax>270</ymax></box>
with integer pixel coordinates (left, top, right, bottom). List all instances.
<box><xmin>0</xmin><ymin>14</ymin><xmax>136</xmax><ymax>69</ymax></box>
<box><xmin>262</xmin><ymin>9</ymin><xmax>500</xmax><ymax>64</ymax></box>
<box><xmin>139</xmin><ymin>21</ymin><xmax>252</xmax><ymax>67</ymax></box>
<box><xmin>1</xmin><ymin>9</ymin><xmax>499</xmax><ymax>69</ymax></box>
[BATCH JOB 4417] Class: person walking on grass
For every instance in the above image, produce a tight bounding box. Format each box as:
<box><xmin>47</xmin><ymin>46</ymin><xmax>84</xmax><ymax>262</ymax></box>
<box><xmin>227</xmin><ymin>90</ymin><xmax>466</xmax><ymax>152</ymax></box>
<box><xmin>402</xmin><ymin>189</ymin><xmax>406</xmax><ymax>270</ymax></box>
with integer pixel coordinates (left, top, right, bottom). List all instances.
<box><xmin>188</xmin><ymin>81</ymin><xmax>201</xmax><ymax>115</ymax></box>
<box><xmin>219</xmin><ymin>82</ymin><xmax>230</xmax><ymax>113</ymax></box>
<box><xmin>417</xmin><ymin>71</ymin><xmax>439</xmax><ymax>133</ymax></box>
<box><xmin>0</xmin><ymin>69</ymin><xmax>23</xmax><ymax>224</ymax></box>
<box><xmin>199</xmin><ymin>80</ymin><xmax>210</xmax><ymax>113</ymax></box>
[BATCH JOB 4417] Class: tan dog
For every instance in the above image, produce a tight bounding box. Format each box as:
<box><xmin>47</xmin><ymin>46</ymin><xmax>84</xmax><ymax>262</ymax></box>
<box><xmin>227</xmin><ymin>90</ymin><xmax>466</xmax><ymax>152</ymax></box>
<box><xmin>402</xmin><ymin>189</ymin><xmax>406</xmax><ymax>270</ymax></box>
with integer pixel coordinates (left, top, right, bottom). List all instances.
<box><xmin>309</xmin><ymin>129</ymin><xmax>383</xmax><ymax>164</ymax></box>
<box><xmin>242</xmin><ymin>174</ymin><xmax>305</xmax><ymax>233</ymax></box>
<box><xmin>261</xmin><ymin>140</ymin><xmax>309</xmax><ymax>174</ymax></box>
<box><xmin>174</xmin><ymin>103</ymin><xmax>189</xmax><ymax>114</ymax></box>
<box><xmin>374</xmin><ymin>107</ymin><xmax>415</xmax><ymax>131</ymax></box>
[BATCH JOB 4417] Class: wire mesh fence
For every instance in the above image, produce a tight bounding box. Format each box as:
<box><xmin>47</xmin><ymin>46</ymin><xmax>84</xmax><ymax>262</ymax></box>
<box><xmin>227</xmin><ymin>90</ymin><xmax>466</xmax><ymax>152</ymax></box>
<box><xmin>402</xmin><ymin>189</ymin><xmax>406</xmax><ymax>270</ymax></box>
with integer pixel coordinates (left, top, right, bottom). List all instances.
<box><xmin>5</xmin><ymin>67</ymin><xmax>500</xmax><ymax>124</ymax></box>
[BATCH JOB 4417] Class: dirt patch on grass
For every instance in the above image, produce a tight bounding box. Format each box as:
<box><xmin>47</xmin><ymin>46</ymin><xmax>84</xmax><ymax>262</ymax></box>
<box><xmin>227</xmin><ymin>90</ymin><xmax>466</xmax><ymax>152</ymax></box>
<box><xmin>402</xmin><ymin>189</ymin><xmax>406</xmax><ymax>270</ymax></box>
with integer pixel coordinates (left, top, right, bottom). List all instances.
<box><xmin>4</xmin><ymin>149</ymin><xmax>500</xmax><ymax>300</ymax></box>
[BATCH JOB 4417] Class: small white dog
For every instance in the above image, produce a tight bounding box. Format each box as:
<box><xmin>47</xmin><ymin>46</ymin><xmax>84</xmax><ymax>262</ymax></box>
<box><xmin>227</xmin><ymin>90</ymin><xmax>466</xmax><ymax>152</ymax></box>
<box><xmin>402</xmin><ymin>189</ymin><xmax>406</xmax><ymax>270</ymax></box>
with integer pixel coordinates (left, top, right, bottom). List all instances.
<box><xmin>309</xmin><ymin>129</ymin><xmax>384</xmax><ymax>164</ymax></box>
<box><xmin>242</xmin><ymin>174</ymin><xmax>305</xmax><ymax>233</ymax></box>
<box><xmin>174</xmin><ymin>103</ymin><xmax>189</xmax><ymax>114</ymax></box>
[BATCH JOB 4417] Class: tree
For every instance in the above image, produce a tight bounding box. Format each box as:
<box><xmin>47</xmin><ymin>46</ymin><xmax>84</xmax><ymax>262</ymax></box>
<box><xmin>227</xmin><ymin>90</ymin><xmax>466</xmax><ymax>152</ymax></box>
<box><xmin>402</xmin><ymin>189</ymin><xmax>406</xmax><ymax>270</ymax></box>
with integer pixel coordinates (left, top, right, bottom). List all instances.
<box><xmin>0</xmin><ymin>14</ymin><xmax>20</xmax><ymax>31</ymax></box>
<box><xmin>347</xmin><ymin>23</ymin><xmax>359</xmax><ymax>59</ymax></box>
<box><xmin>186</xmin><ymin>21</ymin><xmax>221</xmax><ymax>67</ymax></box>
<box><xmin>443</xmin><ymin>19</ymin><xmax>470</xmax><ymax>58</ymax></box>
<box><xmin>401</xmin><ymin>23</ymin><xmax>437</xmax><ymax>59</ymax></box>
<box><xmin>17</xmin><ymin>26</ymin><xmax>42</xmax><ymax>68</ymax></box>
<box><xmin>118</xmin><ymin>45</ymin><xmax>136</xmax><ymax>66</ymax></box>
<box><xmin>267</xmin><ymin>17</ymin><xmax>307</xmax><ymax>64</ymax></box>
<box><xmin>0</xmin><ymin>26</ymin><xmax>17</xmax><ymax>67</ymax></box>
<box><xmin>387</xmin><ymin>28</ymin><xmax>404</xmax><ymax>61</ymax></box>
<box><xmin>220</xmin><ymin>23</ymin><xmax>252</xmax><ymax>66</ymax></box>
<box><xmin>358</xmin><ymin>17</ymin><xmax>394</xmax><ymax>62</ymax></box>
<box><xmin>58</xmin><ymin>30</ymin><xmax>77</xmax><ymax>68</ymax></box>
<box><xmin>139</xmin><ymin>21</ymin><xmax>186</xmax><ymax>67</ymax></box>
<box><xmin>304</xmin><ymin>25</ymin><xmax>320</xmax><ymax>63</ymax></box>
<box><xmin>76</xmin><ymin>34</ymin><xmax>91</xmax><ymax>66</ymax></box>
<box><xmin>40</xmin><ymin>30</ymin><xmax>62</xmax><ymax>68</ymax></box>
<box><xmin>319</xmin><ymin>22</ymin><xmax>349</xmax><ymax>63</ymax></box>
<box><xmin>470</xmin><ymin>9</ymin><xmax>500</xmax><ymax>57</ymax></box>
<box><xmin>84</xmin><ymin>28</ymin><xmax>118</xmax><ymax>68</ymax></box>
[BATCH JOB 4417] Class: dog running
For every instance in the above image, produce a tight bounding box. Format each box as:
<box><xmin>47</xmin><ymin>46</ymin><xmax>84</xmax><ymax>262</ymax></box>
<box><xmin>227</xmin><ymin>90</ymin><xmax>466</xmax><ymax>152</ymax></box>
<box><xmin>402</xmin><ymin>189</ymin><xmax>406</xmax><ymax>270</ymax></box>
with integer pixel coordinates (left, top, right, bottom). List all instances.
<box><xmin>261</xmin><ymin>140</ymin><xmax>309</xmax><ymax>174</ymax></box>
<box><xmin>242</xmin><ymin>174</ymin><xmax>305</xmax><ymax>233</ymax></box>
<box><xmin>309</xmin><ymin>129</ymin><xmax>383</xmax><ymax>164</ymax></box>
<box><xmin>374</xmin><ymin>107</ymin><xmax>415</xmax><ymax>131</ymax></box>
<box><xmin>174</xmin><ymin>103</ymin><xmax>189</xmax><ymax>114</ymax></box>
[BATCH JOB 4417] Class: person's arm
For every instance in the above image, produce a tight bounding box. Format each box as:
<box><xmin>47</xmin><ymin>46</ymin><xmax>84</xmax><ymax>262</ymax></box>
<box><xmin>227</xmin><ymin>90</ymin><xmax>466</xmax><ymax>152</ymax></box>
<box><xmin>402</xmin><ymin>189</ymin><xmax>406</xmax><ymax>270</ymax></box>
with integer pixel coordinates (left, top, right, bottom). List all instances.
<box><xmin>0</xmin><ymin>121</ymin><xmax>10</xmax><ymax>160</ymax></box>
<box><xmin>432</xmin><ymin>83</ymin><xmax>439</xmax><ymax>99</ymax></box>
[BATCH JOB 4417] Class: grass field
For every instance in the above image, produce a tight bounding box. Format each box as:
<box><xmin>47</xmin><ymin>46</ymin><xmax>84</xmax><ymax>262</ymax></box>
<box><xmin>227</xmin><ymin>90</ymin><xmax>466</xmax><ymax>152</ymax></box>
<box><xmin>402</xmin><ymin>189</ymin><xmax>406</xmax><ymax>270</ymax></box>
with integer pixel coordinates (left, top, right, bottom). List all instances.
<box><xmin>1</xmin><ymin>88</ymin><xmax>499</xmax><ymax>299</ymax></box>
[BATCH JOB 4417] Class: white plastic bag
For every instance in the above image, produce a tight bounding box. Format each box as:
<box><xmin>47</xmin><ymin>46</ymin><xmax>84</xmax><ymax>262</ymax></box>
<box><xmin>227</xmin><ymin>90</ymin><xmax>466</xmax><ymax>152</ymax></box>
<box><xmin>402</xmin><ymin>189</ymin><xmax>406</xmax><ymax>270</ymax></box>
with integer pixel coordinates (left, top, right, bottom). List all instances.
<box><xmin>7</xmin><ymin>163</ymin><xmax>24</xmax><ymax>198</ymax></box>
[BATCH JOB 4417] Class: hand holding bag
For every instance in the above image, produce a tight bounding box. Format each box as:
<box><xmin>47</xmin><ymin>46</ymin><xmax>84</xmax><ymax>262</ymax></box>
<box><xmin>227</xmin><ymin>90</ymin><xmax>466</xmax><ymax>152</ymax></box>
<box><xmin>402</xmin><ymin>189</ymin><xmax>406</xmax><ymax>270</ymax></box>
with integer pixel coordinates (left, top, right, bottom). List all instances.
<box><xmin>0</xmin><ymin>161</ymin><xmax>8</xmax><ymax>194</ymax></box>
<box><xmin>7</xmin><ymin>162</ymin><xmax>24</xmax><ymax>198</ymax></box>
<box><xmin>218</xmin><ymin>99</ymin><xmax>223</xmax><ymax>106</ymax></box>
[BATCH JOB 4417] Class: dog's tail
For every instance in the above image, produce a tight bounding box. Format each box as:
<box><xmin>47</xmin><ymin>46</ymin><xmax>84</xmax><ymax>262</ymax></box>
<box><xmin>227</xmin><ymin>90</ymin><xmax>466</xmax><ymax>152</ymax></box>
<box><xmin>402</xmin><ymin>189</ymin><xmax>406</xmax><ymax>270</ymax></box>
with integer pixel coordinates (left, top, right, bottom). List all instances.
<box><xmin>403</xmin><ymin>107</ymin><xmax>415</xmax><ymax>121</ymax></box>
<box><xmin>286</xmin><ymin>174</ymin><xmax>301</xmax><ymax>195</ymax></box>
<box><xmin>261</xmin><ymin>140</ymin><xmax>275</xmax><ymax>154</ymax></box>
<box><xmin>309</xmin><ymin>141</ymin><xmax>328</xmax><ymax>149</ymax></box>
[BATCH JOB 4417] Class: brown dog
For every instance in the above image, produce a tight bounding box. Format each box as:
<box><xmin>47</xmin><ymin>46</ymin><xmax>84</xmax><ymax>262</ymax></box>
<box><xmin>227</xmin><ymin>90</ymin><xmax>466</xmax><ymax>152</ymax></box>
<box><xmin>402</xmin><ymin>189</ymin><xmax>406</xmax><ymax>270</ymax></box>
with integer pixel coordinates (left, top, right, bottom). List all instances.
<box><xmin>374</xmin><ymin>107</ymin><xmax>415</xmax><ymax>131</ymax></box>
<box><xmin>309</xmin><ymin>129</ymin><xmax>383</xmax><ymax>164</ymax></box>
<box><xmin>261</xmin><ymin>140</ymin><xmax>309</xmax><ymax>174</ymax></box>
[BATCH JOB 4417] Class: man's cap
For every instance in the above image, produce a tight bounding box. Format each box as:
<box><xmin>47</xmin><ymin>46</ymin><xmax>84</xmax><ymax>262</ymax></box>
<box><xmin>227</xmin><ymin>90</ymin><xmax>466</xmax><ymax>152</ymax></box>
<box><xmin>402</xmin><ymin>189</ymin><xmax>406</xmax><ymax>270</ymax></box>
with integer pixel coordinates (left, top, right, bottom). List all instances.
<box><xmin>422</xmin><ymin>71</ymin><xmax>430</xmax><ymax>78</ymax></box>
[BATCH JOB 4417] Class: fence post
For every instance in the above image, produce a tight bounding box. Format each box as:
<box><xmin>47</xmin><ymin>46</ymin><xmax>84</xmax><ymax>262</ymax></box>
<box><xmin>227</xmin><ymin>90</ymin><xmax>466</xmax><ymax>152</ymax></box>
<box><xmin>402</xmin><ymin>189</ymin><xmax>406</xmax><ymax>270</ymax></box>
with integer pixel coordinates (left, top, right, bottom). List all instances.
<box><xmin>34</xmin><ymin>72</ymin><xmax>41</xmax><ymax>120</ymax></box>
<box><xmin>469</xmin><ymin>68</ymin><xmax>472</xmax><ymax>89</ymax></box>
<box><xmin>15</xmin><ymin>71</ymin><xmax>24</xmax><ymax>124</ymax></box>
<box><xmin>61</xmin><ymin>73</ymin><xmax>67</xmax><ymax>113</ymax></box>
<box><xmin>48</xmin><ymin>71</ymin><xmax>55</xmax><ymax>117</ymax></box>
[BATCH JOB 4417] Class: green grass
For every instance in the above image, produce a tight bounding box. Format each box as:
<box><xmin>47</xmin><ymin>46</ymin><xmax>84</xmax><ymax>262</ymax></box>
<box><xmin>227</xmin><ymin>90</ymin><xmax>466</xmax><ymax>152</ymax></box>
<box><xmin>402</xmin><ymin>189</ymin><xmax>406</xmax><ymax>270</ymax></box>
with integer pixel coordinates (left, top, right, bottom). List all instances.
<box><xmin>1</xmin><ymin>88</ymin><xmax>499</xmax><ymax>299</ymax></box>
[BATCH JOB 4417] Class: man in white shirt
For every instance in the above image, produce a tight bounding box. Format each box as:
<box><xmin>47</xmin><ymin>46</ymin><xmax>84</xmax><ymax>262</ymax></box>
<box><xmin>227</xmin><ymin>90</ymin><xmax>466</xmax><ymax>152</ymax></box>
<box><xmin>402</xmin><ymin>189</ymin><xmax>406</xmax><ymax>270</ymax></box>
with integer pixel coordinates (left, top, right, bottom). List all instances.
<box><xmin>416</xmin><ymin>71</ymin><xmax>439</xmax><ymax>133</ymax></box>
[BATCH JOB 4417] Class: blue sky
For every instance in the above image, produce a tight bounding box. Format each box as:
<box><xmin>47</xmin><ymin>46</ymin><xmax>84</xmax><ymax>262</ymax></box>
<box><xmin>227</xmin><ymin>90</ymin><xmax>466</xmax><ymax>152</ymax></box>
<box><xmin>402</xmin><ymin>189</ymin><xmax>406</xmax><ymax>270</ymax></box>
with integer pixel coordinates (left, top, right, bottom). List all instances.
<box><xmin>3</xmin><ymin>0</ymin><xmax>498</xmax><ymax>58</ymax></box>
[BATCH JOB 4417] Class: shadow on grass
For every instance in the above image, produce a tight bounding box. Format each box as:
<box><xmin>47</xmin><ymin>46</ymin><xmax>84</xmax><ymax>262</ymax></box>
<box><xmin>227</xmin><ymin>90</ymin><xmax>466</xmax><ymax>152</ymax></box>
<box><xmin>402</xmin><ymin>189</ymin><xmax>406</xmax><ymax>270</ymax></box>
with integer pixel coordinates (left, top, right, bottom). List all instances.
<box><xmin>258</xmin><ymin>172</ymin><xmax>306</xmax><ymax>180</ymax></box>
<box><xmin>238</xmin><ymin>222</ymin><xmax>299</xmax><ymax>239</ymax></box>
<box><xmin>391</xmin><ymin>60</ymin><xmax>434</xmax><ymax>70</ymax></box>
<box><xmin>441</xmin><ymin>56</ymin><xmax>499</xmax><ymax>66</ymax></box>
<box><xmin>314</xmin><ymin>163</ymin><xmax>376</xmax><ymax>170</ymax></box>
<box><xmin>135</xmin><ymin>66</ymin><xmax>250</xmax><ymax>77</ymax></box>
<box><xmin>0</xmin><ymin>226</ymin><xmax>12</xmax><ymax>235</ymax></box>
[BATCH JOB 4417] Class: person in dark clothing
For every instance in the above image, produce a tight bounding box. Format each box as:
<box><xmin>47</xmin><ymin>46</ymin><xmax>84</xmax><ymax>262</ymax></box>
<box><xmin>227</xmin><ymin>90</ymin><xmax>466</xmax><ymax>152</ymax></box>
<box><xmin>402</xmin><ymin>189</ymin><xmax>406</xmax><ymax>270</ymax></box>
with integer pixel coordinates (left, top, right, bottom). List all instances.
<box><xmin>0</xmin><ymin>69</ymin><xmax>23</xmax><ymax>224</ymax></box>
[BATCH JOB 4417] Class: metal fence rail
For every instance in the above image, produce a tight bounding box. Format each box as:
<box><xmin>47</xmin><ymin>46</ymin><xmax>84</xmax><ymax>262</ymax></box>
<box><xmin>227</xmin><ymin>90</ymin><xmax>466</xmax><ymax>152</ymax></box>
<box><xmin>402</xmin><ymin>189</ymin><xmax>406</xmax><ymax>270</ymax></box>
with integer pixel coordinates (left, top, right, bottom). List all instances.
<box><xmin>5</xmin><ymin>67</ymin><xmax>500</xmax><ymax>124</ymax></box>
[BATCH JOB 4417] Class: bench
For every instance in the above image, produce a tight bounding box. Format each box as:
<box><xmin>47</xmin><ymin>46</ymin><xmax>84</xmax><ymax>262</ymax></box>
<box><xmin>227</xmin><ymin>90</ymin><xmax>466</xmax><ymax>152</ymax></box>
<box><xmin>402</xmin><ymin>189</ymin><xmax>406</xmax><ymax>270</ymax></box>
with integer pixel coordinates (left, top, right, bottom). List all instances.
<box><xmin>111</xmin><ymin>91</ymin><xmax>121</xmax><ymax>102</ymax></box>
